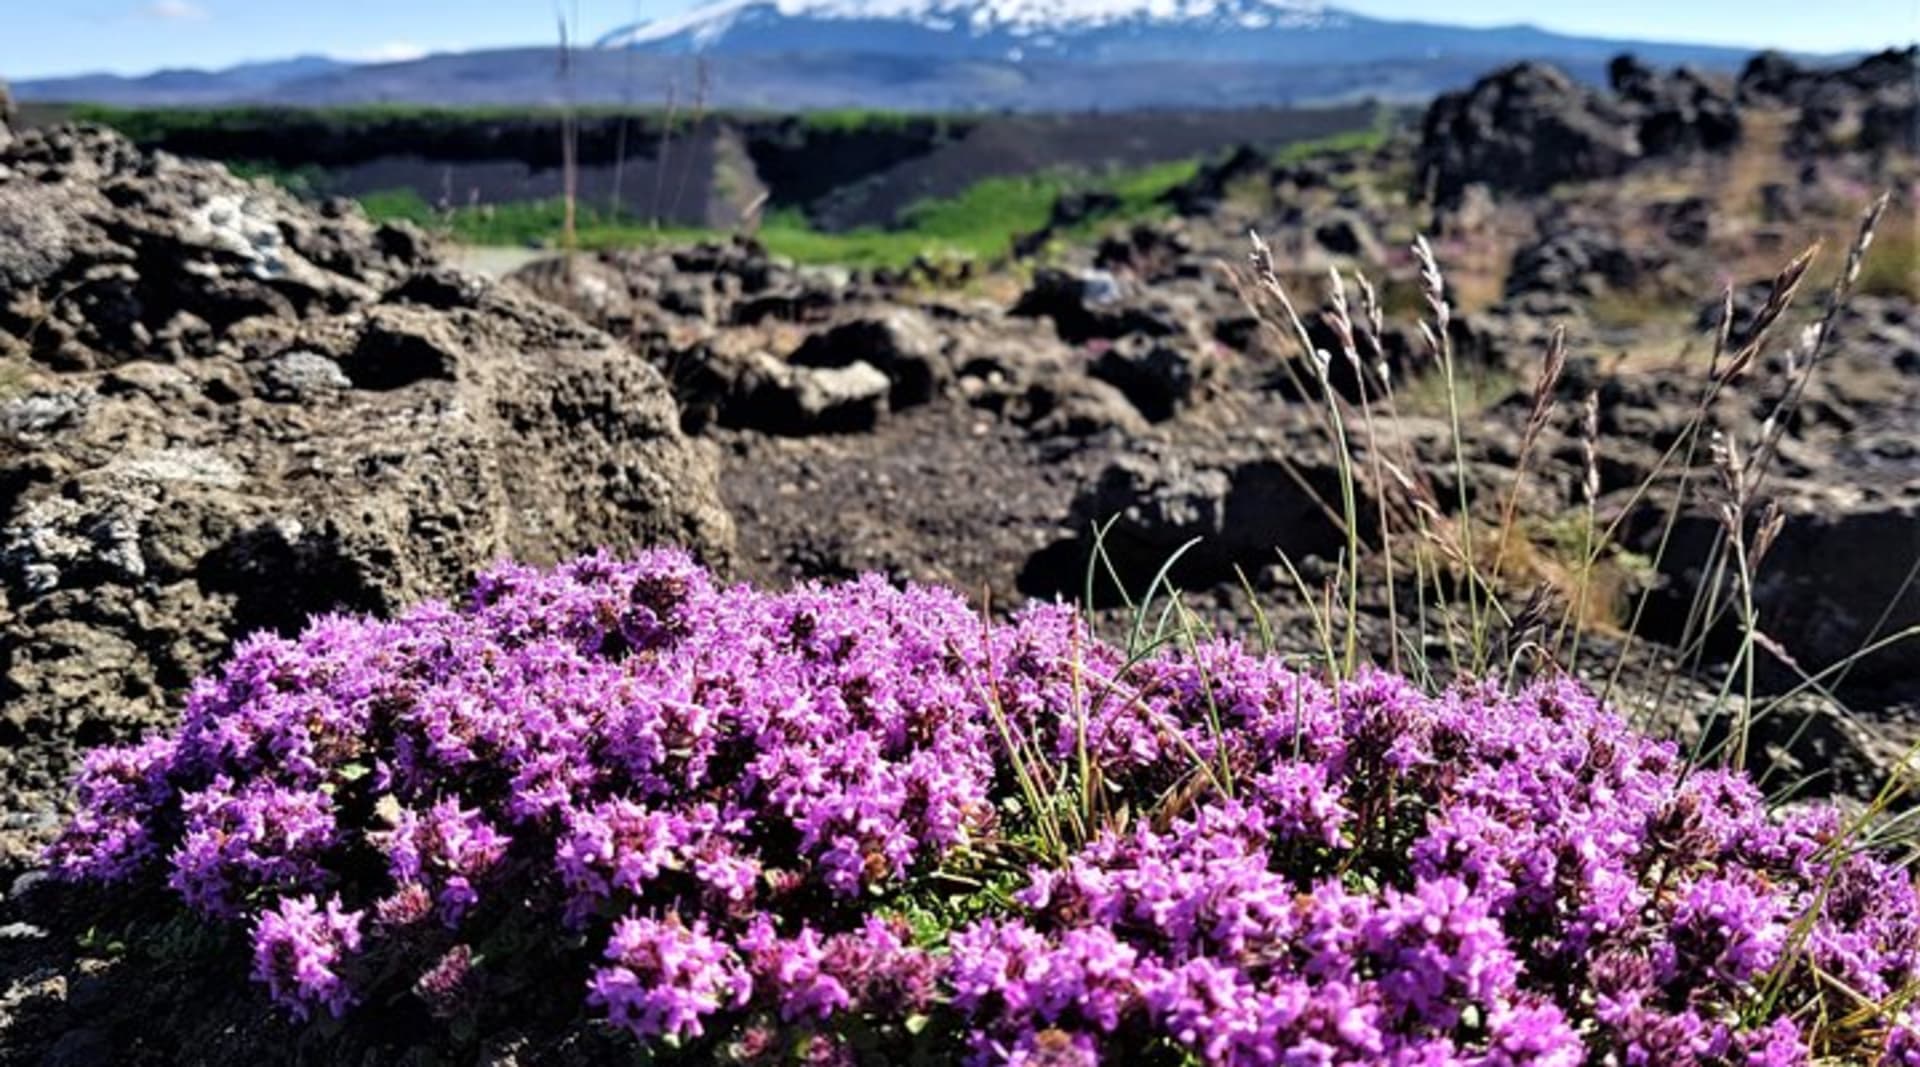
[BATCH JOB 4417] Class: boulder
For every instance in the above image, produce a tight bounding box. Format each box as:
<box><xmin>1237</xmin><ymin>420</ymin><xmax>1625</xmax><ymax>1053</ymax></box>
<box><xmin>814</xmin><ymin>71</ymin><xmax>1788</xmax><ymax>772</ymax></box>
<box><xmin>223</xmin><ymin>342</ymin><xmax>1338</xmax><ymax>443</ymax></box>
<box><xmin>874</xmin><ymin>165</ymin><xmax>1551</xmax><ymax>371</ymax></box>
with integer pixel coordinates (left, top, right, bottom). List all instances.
<box><xmin>507</xmin><ymin>255</ymin><xmax>640</xmax><ymax>332</ymax></box>
<box><xmin>1738</xmin><ymin>50</ymin><xmax>1807</xmax><ymax>105</ymax></box>
<box><xmin>1023</xmin><ymin>375</ymin><xmax>1152</xmax><ymax>438</ymax></box>
<box><xmin>949</xmin><ymin>322</ymin><xmax>1147</xmax><ymax>438</ymax></box>
<box><xmin>1505</xmin><ymin>225</ymin><xmax>1674</xmax><ymax>300</ymax></box>
<box><xmin>1013</xmin><ymin>190</ymin><xmax>1123</xmax><ymax>257</ymax></box>
<box><xmin>790</xmin><ymin>309</ymin><xmax>951</xmax><ymax>407</ymax></box>
<box><xmin>1095</xmin><ymin>221</ymin><xmax>1195</xmax><ymax>279</ymax></box>
<box><xmin>730</xmin><ymin>353</ymin><xmax>891</xmax><ymax>435</ymax></box>
<box><xmin>1160</xmin><ymin>144</ymin><xmax>1271</xmax><ymax>216</ymax></box>
<box><xmin>1009</xmin><ymin>268</ymin><xmax>1118</xmax><ymax>340</ymax></box>
<box><xmin>0</xmin><ymin>126</ymin><xmax>735</xmax><ymax>794</ymax></box>
<box><xmin>1313</xmin><ymin>210</ymin><xmax>1384</xmax><ymax>261</ymax></box>
<box><xmin>1609</xmin><ymin>57</ymin><xmax>1742</xmax><ymax>156</ymax></box>
<box><xmin>1419</xmin><ymin>58</ymin><xmax>1742</xmax><ymax>204</ymax></box>
<box><xmin>1741</xmin><ymin>46</ymin><xmax>1918</xmax><ymax>106</ymax></box>
<box><xmin>1021</xmin><ymin>445</ymin><xmax>1353</xmax><ymax>601</ymax></box>
<box><xmin>1010</xmin><ymin>268</ymin><xmax>1210</xmax><ymax>345</ymax></box>
<box><xmin>0</xmin><ymin>127</ymin><xmax>408</xmax><ymax>370</ymax></box>
<box><xmin>1633</xmin><ymin>491</ymin><xmax>1920</xmax><ymax>692</ymax></box>
<box><xmin>1861</xmin><ymin>93</ymin><xmax>1920</xmax><ymax>154</ymax></box>
<box><xmin>1418</xmin><ymin>62</ymin><xmax>1642</xmax><ymax>203</ymax></box>
<box><xmin>1738</xmin><ymin>48</ymin><xmax>1920</xmax><ymax>155</ymax></box>
<box><xmin>1648</xmin><ymin>196</ymin><xmax>1713</xmax><ymax>245</ymax></box>
<box><xmin>1089</xmin><ymin>332</ymin><xmax>1218</xmax><ymax>422</ymax></box>
<box><xmin>0</xmin><ymin>79</ymin><xmax>12</xmax><ymax>153</ymax></box>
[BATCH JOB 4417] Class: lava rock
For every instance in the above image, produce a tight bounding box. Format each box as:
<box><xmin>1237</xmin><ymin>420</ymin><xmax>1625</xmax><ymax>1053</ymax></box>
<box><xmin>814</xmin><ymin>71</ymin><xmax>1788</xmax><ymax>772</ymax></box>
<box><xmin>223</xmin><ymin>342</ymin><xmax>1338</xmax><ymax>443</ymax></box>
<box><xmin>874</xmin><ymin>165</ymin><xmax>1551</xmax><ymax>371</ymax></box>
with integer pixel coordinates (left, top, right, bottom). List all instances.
<box><xmin>1742</xmin><ymin>48</ymin><xmax>1920</xmax><ymax>155</ymax></box>
<box><xmin>1089</xmin><ymin>332</ymin><xmax>1217</xmax><ymax>422</ymax></box>
<box><xmin>1420</xmin><ymin>56</ymin><xmax>1743</xmax><ymax>204</ymax></box>
<box><xmin>254</xmin><ymin>349</ymin><xmax>352</xmax><ymax>402</ymax></box>
<box><xmin>1648</xmin><ymin>196</ymin><xmax>1714</xmax><ymax>245</ymax></box>
<box><xmin>1741</xmin><ymin>46</ymin><xmax>1918</xmax><ymax>106</ymax></box>
<box><xmin>1610</xmin><ymin>56</ymin><xmax>1742</xmax><ymax>156</ymax></box>
<box><xmin>1418</xmin><ymin>62</ymin><xmax>1643</xmax><ymax>203</ymax></box>
<box><xmin>1025</xmin><ymin>446</ymin><xmax>1354</xmax><ymax>601</ymax></box>
<box><xmin>730</xmin><ymin>354</ymin><xmax>890</xmax><ymax>435</ymax></box>
<box><xmin>1094</xmin><ymin>221</ymin><xmax>1195</xmax><ymax>279</ymax></box>
<box><xmin>1010</xmin><ymin>268</ymin><xmax>1210</xmax><ymax>345</ymax></box>
<box><xmin>1013</xmin><ymin>190</ymin><xmax>1123</xmax><ymax>256</ymax></box>
<box><xmin>790</xmin><ymin>309</ymin><xmax>951</xmax><ymax>408</ymax></box>
<box><xmin>1023</xmin><ymin>375</ymin><xmax>1151</xmax><ymax>438</ymax></box>
<box><xmin>1635</xmin><ymin>492</ymin><xmax>1920</xmax><ymax>690</ymax></box>
<box><xmin>1313</xmin><ymin>210</ymin><xmax>1384</xmax><ymax>261</ymax></box>
<box><xmin>0</xmin><ymin>125</ymin><xmax>735</xmax><ymax>796</ymax></box>
<box><xmin>1738</xmin><ymin>50</ymin><xmax>1807</xmax><ymax>104</ymax></box>
<box><xmin>0</xmin><ymin>125</ymin><xmax>408</xmax><ymax>370</ymax></box>
<box><xmin>1009</xmin><ymin>268</ymin><xmax>1126</xmax><ymax>341</ymax></box>
<box><xmin>1160</xmin><ymin>144</ymin><xmax>1270</xmax><ymax>216</ymax></box>
<box><xmin>1505</xmin><ymin>225</ymin><xmax>1671</xmax><ymax>300</ymax></box>
<box><xmin>339</xmin><ymin>307</ymin><xmax>464</xmax><ymax>390</ymax></box>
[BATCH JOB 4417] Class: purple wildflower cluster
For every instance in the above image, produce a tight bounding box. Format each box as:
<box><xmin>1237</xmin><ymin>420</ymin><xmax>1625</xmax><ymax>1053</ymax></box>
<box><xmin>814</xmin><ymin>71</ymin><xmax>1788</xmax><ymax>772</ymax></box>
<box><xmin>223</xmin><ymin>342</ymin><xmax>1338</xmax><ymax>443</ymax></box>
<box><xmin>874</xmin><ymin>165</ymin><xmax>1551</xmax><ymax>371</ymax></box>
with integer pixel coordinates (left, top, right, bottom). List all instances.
<box><xmin>47</xmin><ymin>551</ymin><xmax>1920</xmax><ymax>1063</ymax></box>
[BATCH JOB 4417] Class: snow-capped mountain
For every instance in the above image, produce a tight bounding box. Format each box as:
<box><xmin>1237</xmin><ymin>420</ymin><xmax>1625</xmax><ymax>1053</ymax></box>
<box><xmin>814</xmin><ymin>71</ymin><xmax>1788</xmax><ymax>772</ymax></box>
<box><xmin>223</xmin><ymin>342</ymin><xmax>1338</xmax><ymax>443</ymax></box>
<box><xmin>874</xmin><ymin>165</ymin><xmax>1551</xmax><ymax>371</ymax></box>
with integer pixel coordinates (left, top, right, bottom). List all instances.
<box><xmin>595</xmin><ymin>0</ymin><xmax>1351</xmax><ymax>62</ymax></box>
<box><xmin>596</xmin><ymin>0</ymin><xmax>1334</xmax><ymax>62</ymax></box>
<box><xmin>591</xmin><ymin>0</ymin><xmax>1756</xmax><ymax>69</ymax></box>
<box><xmin>13</xmin><ymin>2</ymin><xmax>1780</xmax><ymax>112</ymax></box>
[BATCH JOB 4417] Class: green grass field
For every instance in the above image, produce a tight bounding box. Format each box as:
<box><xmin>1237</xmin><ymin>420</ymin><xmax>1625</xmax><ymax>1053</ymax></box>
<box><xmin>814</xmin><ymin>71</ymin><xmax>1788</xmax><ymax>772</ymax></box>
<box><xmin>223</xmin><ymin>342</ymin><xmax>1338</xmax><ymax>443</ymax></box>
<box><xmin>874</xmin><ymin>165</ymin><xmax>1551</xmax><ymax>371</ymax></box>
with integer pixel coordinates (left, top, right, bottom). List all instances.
<box><xmin>352</xmin><ymin>159</ymin><xmax>1207</xmax><ymax>267</ymax></box>
<box><xmin>352</xmin><ymin>122</ymin><xmax>1387</xmax><ymax>268</ymax></box>
<box><xmin>67</xmin><ymin>100</ymin><xmax>1393</xmax><ymax>268</ymax></box>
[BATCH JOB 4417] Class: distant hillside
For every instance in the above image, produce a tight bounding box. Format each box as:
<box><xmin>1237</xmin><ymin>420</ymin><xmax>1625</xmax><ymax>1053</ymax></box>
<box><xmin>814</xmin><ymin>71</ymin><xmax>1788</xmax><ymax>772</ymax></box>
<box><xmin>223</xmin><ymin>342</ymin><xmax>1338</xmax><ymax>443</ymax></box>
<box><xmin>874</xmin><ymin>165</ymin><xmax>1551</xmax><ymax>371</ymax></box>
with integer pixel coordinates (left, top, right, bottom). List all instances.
<box><xmin>13</xmin><ymin>56</ymin><xmax>348</xmax><ymax>107</ymax></box>
<box><xmin>8</xmin><ymin>4</ymin><xmax>1825</xmax><ymax>111</ymax></box>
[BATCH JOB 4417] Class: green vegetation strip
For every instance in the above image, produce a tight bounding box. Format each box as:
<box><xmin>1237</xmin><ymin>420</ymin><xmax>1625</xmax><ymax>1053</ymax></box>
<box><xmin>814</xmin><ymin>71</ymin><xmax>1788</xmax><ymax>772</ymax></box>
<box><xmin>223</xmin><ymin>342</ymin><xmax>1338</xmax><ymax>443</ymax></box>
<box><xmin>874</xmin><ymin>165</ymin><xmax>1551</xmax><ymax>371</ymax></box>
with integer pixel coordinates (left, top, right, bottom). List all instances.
<box><xmin>352</xmin><ymin>159</ymin><xmax>1208</xmax><ymax>267</ymax></box>
<box><xmin>355</xmin><ymin>123</ymin><xmax>1387</xmax><ymax>268</ymax></box>
<box><xmin>70</xmin><ymin>102</ymin><xmax>1392</xmax><ymax>268</ymax></box>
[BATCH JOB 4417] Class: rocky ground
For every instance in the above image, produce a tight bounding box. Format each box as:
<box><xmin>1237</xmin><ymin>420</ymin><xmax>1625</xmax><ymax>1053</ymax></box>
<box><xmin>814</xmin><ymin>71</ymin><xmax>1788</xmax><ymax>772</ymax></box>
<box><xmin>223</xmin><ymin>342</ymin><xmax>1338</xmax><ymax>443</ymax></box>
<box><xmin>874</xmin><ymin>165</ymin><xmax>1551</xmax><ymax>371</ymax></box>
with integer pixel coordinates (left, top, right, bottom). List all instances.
<box><xmin>0</xmin><ymin>120</ymin><xmax>735</xmax><ymax>842</ymax></box>
<box><xmin>0</xmin><ymin>47</ymin><xmax>1916</xmax><ymax>1065</ymax></box>
<box><xmin>520</xmin><ymin>48</ymin><xmax>1919</xmax><ymax>696</ymax></box>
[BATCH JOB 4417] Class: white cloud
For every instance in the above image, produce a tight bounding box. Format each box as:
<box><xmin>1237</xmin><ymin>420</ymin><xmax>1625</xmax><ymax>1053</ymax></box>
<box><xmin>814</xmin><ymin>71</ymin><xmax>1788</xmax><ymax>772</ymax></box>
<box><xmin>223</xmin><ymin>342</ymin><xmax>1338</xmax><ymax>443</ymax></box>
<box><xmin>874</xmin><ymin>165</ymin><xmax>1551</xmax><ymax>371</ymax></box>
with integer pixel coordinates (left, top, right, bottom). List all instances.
<box><xmin>142</xmin><ymin>0</ymin><xmax>209</xmax><ymax>20</ymax></box>
<box><xmin>341</xmin><ymin>41</ymin><xmax>432</xmax><ymax>63</ymax></box>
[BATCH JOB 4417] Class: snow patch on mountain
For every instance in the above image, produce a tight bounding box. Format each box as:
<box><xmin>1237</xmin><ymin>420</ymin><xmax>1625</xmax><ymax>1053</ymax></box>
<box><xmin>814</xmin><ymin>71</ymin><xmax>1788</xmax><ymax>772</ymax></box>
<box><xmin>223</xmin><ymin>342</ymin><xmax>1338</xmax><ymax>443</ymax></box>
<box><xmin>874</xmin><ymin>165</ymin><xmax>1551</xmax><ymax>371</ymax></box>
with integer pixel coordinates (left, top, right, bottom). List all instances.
<box><xmin>596</xmin><ymin>0</ymin><xmax>1332</xmax><ymax>47</ymax></box>
<box><xmin>602</xmin><ymin>0</ymin><xmax>761</xmax><ymax>45</ymax></box>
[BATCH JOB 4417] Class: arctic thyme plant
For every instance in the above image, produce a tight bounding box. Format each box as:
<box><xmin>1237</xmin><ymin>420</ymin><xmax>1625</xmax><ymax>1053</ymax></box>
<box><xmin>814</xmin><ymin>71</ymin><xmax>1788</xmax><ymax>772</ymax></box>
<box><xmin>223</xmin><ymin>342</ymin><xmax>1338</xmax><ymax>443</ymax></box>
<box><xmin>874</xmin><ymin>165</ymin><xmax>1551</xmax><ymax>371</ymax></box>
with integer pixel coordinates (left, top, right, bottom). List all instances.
<box><xmin>47</xmin><ymin>550</ymin><xmax>1920</xmax><ymax>1064</ymax></box>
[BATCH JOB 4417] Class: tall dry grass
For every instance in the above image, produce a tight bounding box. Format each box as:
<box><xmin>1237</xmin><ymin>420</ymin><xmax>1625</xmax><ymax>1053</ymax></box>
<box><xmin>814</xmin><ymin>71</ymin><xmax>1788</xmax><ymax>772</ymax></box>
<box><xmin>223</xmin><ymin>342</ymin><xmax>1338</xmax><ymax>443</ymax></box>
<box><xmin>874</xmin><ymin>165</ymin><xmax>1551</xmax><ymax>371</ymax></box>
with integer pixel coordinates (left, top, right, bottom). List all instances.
<box><xmin>1058</xmin><ymin>191</ymin><xmax>1920</xmax><ymax>1055</ymax></box>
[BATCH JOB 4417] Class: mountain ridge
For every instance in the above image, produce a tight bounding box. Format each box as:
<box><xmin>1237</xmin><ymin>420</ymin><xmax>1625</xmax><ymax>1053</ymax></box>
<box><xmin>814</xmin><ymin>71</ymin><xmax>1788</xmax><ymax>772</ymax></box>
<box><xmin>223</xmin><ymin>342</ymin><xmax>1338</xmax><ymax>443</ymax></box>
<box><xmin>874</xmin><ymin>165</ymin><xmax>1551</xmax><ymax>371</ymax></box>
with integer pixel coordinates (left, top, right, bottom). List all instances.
<box><xmin>8</xmin><ymin>8</ymin><xmax>1849</xmax><ymax>112</ymax></box>
<box><xmin>588</xmin><ymin>0</ymin><xmax>1777</xmax><ymax>67</ymax></box>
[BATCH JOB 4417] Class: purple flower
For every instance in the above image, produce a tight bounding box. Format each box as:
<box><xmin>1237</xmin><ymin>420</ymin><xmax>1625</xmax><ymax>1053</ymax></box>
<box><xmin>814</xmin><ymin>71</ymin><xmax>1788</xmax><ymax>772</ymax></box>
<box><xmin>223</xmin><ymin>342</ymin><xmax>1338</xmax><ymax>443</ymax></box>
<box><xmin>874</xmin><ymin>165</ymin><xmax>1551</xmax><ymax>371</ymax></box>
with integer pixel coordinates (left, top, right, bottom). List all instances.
<box><xmin>588</xmin><ymin>914</ymin><xmax>750</xmax><ymax>1042</ymax></box>
<box><xmin>739</xmin><ymin>917</ymin><xmax>850</xmax><ymax>1022</ymax></box>
<box><xmin>379</xmin><ymin>799</ymin><xmax>511</xmax><ymax>926</ymax></box>
<box><xmin>44</xmin><ymin>736</ymin><xmax>177</xmax><ymax>882</ymax></box>
<box><xmin>250</xmin><ymin>893</ymin><xmax>364</xmax><ymax>1021</ymax></box>
<box><xmin>41</xmin><ymin>552</ymin><xmax>1920</xmax><ymax>1060</ymax></box>
<box><xmin>413</xmin><ymin>943</ymin><xmax>476</xmax><ymax>1019</ymax></box>
<box><xmin>1884</xmin><ymin>1013</ymin><xmax>1920</xmax><ymax>1066</ymax></box>
<box><xmin>169</xmin><ymin>778</ymin><xmax>339</xmax><ymax>917</ymax></box>
<box><xmin>1669</xmin><ymin>871</ymin><xmax>1789</xmax><ymax>985</ymax></box>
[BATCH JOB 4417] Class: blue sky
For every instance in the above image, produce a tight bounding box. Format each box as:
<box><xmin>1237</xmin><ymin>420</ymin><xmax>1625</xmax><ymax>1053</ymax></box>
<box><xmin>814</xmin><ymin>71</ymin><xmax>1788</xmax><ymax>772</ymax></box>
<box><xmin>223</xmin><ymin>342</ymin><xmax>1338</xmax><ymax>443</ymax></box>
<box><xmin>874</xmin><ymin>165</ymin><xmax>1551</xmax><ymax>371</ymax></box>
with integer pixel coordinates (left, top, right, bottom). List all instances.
<box><xmin>2</xmin><ymin>0</ymin><xmax>1914</xmax><ymax>79</ymax></box>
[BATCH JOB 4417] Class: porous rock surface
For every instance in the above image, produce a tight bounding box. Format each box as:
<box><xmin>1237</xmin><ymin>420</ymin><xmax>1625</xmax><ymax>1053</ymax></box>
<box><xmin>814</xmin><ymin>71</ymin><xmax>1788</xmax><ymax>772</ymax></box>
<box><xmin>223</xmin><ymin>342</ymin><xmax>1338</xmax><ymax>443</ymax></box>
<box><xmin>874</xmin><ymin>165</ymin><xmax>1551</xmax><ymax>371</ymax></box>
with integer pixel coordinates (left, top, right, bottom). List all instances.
<box><xmin>0</xmin><ymin>125</ymin><xmax>734</xmax><ymax>794</ymax></box>
<box><xmin>1418</xmin><ymin>58</ymin><xmax>1744</xmax><ymax>203</ymax></box>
